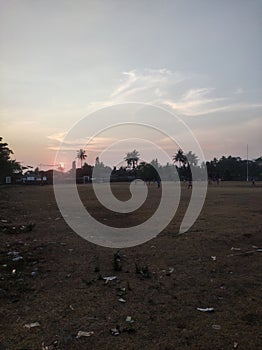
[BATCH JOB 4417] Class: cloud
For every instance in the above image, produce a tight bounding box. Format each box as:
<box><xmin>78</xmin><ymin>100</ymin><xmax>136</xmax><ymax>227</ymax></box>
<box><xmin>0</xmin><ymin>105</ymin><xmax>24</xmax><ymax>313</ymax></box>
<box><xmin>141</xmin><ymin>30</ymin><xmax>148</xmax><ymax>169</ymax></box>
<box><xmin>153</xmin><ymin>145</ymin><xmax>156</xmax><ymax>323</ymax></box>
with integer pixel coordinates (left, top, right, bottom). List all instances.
<box><xmin>107</xmin><ymin>69</ymin><xmax>262</xmax><ymax>117</ymax></box>
<box><xmin>110</xmin><ymin>68</ymin><xmax>186</xmax><ymax>103</ymax></box>
<box><xmin>47</xmin><ymin>132</ymin><xmax>67</xmax><ymax>143</ymax></box>
<box><xmin>165</xmin><ymin>88</ymin><xmax>262</xmax><ymax>116</ymax></box>
<box><xmin>163</xmin><ymin>88</ymin><xmax>230</xmax><ymax>116</ymax></box>
<box><xmin>44</xmin><ymin>68</ymin><xmax>262</xmax><ymax>161</ymax></box>
<box><xmin>47</xmin><ymin>133</ymin><xmax>118</xmax><ymax>152</ymax></box>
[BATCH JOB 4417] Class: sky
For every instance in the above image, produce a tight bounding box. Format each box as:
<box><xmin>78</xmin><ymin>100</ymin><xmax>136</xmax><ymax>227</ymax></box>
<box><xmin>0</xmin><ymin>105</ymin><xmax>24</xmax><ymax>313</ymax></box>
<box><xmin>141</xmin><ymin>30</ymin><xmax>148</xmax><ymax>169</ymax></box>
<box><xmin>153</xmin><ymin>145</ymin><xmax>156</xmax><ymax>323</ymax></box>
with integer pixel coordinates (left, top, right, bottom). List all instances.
<box><xmin>0</xmin><ymin>0</ymin><xmax>261</xmax><ymax>170</ymax></box>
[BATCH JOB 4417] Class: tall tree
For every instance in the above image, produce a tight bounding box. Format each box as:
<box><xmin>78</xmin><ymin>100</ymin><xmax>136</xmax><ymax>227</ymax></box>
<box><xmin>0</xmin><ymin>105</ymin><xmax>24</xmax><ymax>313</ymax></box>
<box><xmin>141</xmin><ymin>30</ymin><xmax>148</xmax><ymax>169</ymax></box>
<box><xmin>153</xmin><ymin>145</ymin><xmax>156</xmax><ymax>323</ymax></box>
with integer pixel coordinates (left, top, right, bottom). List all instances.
<box><xmin>77</xmin><ymin>149</ymin><xmax>87</xmax><ymax>168</ymax></box>
<box><xmin>185</xmin><ymin>151</ymin><xmax>199</xmax><ymax>167</ymax></box>
<box><xmin>124</xmin><ymin>149</ymin><xmax>140</xmax><ymax>169</ymax></box>
<box><xmin>173</xmin><ymin>148</ymin><xmax>187</xmax><ymax>168</ymax></box>
<box><xmin>0</xmin><ymin>137</ymin><xmax>21</xmax><ymax>183</ymax></box>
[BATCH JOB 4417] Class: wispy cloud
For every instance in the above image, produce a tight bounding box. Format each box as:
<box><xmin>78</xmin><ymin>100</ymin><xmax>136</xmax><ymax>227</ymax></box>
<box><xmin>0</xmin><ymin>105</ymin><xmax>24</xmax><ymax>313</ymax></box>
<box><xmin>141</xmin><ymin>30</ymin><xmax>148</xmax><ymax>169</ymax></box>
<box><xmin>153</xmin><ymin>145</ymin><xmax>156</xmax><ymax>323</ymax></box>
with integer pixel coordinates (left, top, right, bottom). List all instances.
<box><xmin>45</xmin><ymin>68</ymin><xmax>262</xmax><ymax>158</ymax></box>
<box><xmin>163</xmin><ymin>87</ymin><xmax>230</xmax><ymax>116</ymax></box>
<box><xmin>107</xmin><ymin>70</ymin><xmax>262</xmax><ymax>117</ymax></box>
<box><xmin>47</xmin><ymin>133</ymin><xmax>118</xmax><ymax>152</ymax></box>
<box><xmin>47</xmin><ymin>132</ymin><xmax>67</xmax><ymax>143</ymax></box>
<box><xmin>110</xmin><ymin>68</ymin><xmax>186</xmax><ymax>103</ymax></box>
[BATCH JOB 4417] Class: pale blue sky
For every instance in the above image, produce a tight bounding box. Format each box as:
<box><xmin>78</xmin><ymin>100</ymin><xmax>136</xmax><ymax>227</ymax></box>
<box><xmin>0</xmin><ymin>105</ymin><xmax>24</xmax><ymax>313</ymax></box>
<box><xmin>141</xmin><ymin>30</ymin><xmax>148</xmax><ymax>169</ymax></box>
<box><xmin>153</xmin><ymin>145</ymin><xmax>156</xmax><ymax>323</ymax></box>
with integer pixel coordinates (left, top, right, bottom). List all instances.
<box><xmin>0</xmin><ymin>0</ymin><xmax>261</xmax><ymax>168</ymax></box>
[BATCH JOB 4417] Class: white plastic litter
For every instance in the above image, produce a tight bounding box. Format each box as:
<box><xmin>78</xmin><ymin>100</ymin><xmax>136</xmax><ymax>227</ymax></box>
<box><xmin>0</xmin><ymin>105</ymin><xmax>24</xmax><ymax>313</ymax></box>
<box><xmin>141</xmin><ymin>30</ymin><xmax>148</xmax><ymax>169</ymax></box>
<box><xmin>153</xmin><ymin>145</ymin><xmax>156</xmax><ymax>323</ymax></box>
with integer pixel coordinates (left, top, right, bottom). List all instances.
<box><xmin>76</xmin><ymin>331</ymin><xmax>94</xmax><ymax>338</ymax></box>
<box><xmin>24</xmin><ymin>322</ymin><xmax>40</xmax><ymax>328</ymax></box>
<box><xmin>197</xmin><ymin>307</ymin><xmax>214</xmax><ymax>312</ymax></box>
<box><xmin>103</xmin><ymin>276</ymin><xmax>117</xmax><ymax>284</ymax></box>
<box><xmin>118</xmin><ymin>298</ymin><xmax>126</xmax><ymax>303</ymax></box>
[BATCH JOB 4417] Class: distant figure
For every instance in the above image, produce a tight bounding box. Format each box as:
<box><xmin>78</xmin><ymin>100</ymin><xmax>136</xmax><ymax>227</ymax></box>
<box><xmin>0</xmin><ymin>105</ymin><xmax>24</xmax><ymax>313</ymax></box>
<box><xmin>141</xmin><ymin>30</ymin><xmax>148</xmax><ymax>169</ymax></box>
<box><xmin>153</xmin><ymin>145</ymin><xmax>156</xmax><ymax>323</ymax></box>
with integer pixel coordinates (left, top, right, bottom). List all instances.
<box><xmin>188</xmin><ymin>180</ymin><xmax>192</xmax><ymax>189</ymax></box>
<box><xmin>157</xmin><ymin>178</ymin><xmax>161</xmax><ymax>188</ymax></box>
<box><xmin>251</xmin><ymin>177</ymin><xmax>255</xmax><ymax>186</ymax></box>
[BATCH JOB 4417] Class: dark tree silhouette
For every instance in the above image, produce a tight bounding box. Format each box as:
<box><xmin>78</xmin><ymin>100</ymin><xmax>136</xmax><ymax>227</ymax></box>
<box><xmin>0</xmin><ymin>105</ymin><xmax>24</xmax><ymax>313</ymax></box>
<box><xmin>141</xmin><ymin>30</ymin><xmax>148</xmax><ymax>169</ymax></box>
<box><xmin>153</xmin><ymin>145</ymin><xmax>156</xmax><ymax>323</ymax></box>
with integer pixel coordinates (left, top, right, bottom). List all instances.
<box><xmin>0</xmin><ymin>137</ymin><xmax>21</xmax><ymax>183</ymax></box>
<box><xmin>185</xmin><ymin>151</ymin><xmax>199</xmax><ymax>167</ymax></box>
<box><xmin>125</xmin><ymin>150</ymin><xmax>140</xmax><ymax>169</ymax></box>
<box><xmin>77</xmin><ymin>149</ymin><xmax>87</xmax><ymax>168</ymax></box>
<box><xmin>173</xmin><ymin>148</ymin><xmax>187</xmax><ymax>168</ymax></box>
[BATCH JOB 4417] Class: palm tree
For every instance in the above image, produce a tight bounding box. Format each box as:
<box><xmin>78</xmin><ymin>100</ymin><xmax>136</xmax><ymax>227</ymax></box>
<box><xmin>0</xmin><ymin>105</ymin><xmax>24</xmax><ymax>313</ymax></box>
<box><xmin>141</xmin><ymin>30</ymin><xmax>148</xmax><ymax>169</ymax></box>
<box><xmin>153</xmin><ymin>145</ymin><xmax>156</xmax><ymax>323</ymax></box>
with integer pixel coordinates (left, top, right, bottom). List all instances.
<box><xmin>124</xmin><ymin>149</ymin><xmax>140</xmax><ymax>169</ymax></box>
<box><xmin>173</xmin><ymin>148</ymin><xmax>186</xmax><ymax>168</ymax></box>
<box><xmin>185</xmin><ymin>151</ymin><xmax>199</xmax><ymax>167</ymax></box>
<box><xmin>77</xmin><ymin>149</ymin><xmax>87</xmax><ymax>168</ymax></box>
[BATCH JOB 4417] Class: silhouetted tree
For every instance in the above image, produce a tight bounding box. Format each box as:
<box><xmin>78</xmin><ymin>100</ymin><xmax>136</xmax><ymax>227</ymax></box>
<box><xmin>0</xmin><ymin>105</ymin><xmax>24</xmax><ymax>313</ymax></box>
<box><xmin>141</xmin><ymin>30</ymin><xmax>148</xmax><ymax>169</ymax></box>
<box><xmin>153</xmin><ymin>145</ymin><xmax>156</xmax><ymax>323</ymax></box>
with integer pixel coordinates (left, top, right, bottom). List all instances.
<box><xmin>173</xmin><ymin>148</ymin><xmax>187</xmax><ymax>168</ymax></box>
<box><xmin>77</xmin><ymin>149</ymin><xmax>87</xmax><ymax>168</ymax></box>
<box><xmin>185</xmin><ymin>151</ymin><xmax>198</xmax><ymax>167</ymax></box>
<box><xmin>124</xmin><ymin>150</ymin><xmax>140</xmax><ymax>169</ymax></box>
<box><xmin>0</xmin><ymin>137</ymin><xmax>21</xmax><ymax>183</ymax></box>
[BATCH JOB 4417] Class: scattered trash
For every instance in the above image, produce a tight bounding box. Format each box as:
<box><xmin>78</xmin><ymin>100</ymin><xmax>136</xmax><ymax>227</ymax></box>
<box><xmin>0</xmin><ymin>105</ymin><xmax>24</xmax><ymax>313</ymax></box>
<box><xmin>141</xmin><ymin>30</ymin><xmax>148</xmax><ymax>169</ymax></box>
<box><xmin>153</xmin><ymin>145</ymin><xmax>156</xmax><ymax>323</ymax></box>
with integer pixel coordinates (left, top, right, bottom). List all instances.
<box><xmin>12</xmin><ymin>269</ymin><xmax>16</xmax><ymax>274</ymax></box>
<box><xmin>76</xmin><ymin>331</ymin><xmax>94</xmax><ymax>338</ymax></box>
<box><xmin>24</xmin><ymin>322</ymin><xmax>40</xmax><ymax>328</ymax></box>
<box><xmin>197</xmin><ymin>307</ymin><xmax>214</xmax><ymax>313</ymax></box>
<box><xmin>117</xmin><ymin>287</ymin><xmax>126</xmax><ymax>296</ymax></box>
<box><xmin>256</xmin><ymin>248</ymin><xmax>262</xmax><ymax>252</ymax></box>
<box><xmin>110</xmin><ymin>326</ymin><xmax>121</xmax><ymax>336</ymax></box>
<box><xmin>113</xmin><ymin>250</ymin><xmax>122</xmax><ymax>271</ymax></box>
<box><xmin>126</xmin><ymin>316</ymin><xmax>134</xmax><ymax>323</ymax></box>
<box><xmin>12</xmin><ymin>255</ymin><xmax>23</xmax><ymax>262</ymax></box>
<box><xmin>31</xmin><ymin>271</ymin><xmax>38</xmax><ymax>277</ymax></box>
<box><xmin>166</xmin><ymin>267</ymin><xmax>174</xmax><ymax>276</ymax></box>
<box><xmin>211</xmin><ymin>256</ymin><xmax>217</xmax><ymax>261</ymax></box>
<box><xmin>1</xmin><ymin>223</ymin><xmax>35</xmax><ymax>234</ymax></box>
<box><xmin>1</xmin><ymin>219</ymin><xmax>8</xmax><ymax>223</ymax></box>
<box><xmin>110</xmin><ymin>317</ymin><xmax>135</xmax><ymax>336</ymax></box>
<box><xmin>233</xmin><ymin>342</ymin><xmax>239</xmax><ymax>348</ymax></box>
<box><xmin>118</xmin><ymin>298</ymin><xmax>126</xmax><ymax>303</ymax></box>
<box><xmin>123</xmin><ymin>317</ymin><xmax>135</xmax><ymax>333</ymax></box>
<box><xmin>8</xmin><ymin>251</ymin><xmax>20</xmax><ymax>256</ymax></box>
<box><xmin>231</xmin><ymin>247</ymin><xmax>241</xmax><ymax>251</ymax></box>
<box><xmin>103</xmin><ymin>276</ymin><xmax>117</xmax><ymax>284</ymax></box>
<box><xmin>212</xmin><ymin>324</ymin><xmax>221</xmax><ymax>330</ymax></box>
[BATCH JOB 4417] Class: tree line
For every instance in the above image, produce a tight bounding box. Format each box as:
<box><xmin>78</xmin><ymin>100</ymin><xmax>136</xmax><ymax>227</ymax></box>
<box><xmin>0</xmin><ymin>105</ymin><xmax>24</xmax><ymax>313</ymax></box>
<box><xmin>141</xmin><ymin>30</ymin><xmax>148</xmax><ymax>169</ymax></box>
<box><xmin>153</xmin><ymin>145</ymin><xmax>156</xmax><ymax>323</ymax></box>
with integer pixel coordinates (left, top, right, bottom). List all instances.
<box><xmin>75</xmin><ymin>147</ymin><xmax>262</xmax><ymax>182</ymax></box>
<box><xmin>0</xmin><ymin>137</ymin><xmax>261</xmax><ymax>184</ymax></box>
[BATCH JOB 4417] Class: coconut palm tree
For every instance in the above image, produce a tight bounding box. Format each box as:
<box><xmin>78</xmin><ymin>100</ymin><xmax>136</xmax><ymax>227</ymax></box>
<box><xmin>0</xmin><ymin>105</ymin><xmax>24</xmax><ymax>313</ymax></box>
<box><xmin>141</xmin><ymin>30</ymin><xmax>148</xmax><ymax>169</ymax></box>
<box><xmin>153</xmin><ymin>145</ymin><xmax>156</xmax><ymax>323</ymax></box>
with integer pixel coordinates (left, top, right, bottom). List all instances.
<box><xmin>185</xmin><ymin>151</ymin><xmax>199</xmax><ymax>167</ymax></box>
<box><xmin>124</xmin><ymin>149</ymin><xmax>140</xmax><ymax>169</ymax></box>
<box><xmin>77</xmin><ymin>149</ymin><xmax>87</xmax><ymax>168</ymax></box>
<box><xmin>173</xmin><ymin>148</ymin><xmax>187</xmax><ymax>168</ymax></box>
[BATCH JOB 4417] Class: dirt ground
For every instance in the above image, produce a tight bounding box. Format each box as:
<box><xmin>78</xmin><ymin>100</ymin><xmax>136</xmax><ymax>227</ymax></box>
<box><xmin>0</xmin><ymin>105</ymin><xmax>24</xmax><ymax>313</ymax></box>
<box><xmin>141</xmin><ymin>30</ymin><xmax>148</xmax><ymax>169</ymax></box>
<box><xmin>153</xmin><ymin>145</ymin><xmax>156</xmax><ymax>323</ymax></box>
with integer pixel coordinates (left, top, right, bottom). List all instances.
<box><xmin>0</xmin><ymin>182</ymin><xmax>261</xmax><ymax>350</ymax></box>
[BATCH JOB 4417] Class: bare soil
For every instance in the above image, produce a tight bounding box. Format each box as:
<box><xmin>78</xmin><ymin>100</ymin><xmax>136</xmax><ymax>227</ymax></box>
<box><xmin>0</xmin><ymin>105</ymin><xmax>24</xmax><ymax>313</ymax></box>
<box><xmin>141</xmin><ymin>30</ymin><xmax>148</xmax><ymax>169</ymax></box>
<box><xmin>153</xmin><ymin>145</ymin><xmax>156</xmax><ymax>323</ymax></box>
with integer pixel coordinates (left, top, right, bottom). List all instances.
<box><xmin>0</xmin><ymin>182</ymin><xmax>261</xmax><ymax>350</ymax></box>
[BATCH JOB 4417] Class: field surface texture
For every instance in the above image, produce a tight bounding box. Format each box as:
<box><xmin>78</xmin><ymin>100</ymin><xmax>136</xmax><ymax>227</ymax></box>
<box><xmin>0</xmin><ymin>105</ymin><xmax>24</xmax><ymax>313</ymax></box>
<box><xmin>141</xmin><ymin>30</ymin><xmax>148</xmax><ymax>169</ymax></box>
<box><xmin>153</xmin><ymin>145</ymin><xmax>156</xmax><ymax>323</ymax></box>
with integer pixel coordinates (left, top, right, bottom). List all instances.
<box><xmin>0</xmin><ymin>182</ymin><xmax>261</xmax><ymax>350</ymax></box>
